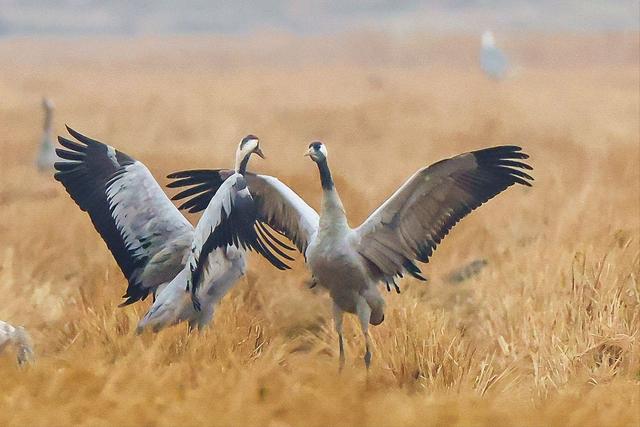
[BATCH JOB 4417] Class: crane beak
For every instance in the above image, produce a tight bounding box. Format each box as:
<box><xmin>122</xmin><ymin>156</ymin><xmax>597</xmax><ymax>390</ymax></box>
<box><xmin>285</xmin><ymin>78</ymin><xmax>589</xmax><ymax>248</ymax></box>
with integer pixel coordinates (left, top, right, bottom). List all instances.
<box><xmin>304</xmin><ymin>148</ymin><xmax>313</xmax><ymax>157</ymax></box>
<box><xmin>254</xmin><ymin>147</ymin><xmax>265</xmax><ymax>159</ymax></box>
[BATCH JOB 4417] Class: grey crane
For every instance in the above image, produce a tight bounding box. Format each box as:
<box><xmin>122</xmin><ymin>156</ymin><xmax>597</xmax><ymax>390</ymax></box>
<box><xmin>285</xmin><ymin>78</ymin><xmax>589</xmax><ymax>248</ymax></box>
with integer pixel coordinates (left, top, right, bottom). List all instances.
<box><xmin>54</xmin><ymin>128</ymin><xmax>290</xmax><ymax>331</ymax></box>
<box><xmin>168</xmin><ymin>143</ymin><xmax>533</xmax><ymax>368</ymax></box>
<box><xmin>136</xmin><ymin>136</ymin><xmax>292</xmax><ymax>333</ymax></box>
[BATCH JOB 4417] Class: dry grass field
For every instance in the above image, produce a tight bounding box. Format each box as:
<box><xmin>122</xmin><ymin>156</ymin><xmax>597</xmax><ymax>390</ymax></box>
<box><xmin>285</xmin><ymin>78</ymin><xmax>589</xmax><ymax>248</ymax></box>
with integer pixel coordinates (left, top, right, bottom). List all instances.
<box><xmin>0</xmin><ymin>33</ymin><xmax>638</xmax><ymax>426</ymax></box>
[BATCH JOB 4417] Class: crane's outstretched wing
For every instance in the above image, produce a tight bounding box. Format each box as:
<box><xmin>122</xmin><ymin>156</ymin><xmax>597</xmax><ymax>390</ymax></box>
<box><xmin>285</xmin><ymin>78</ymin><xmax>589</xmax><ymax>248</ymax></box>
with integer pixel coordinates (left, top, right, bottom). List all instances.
<box><xmin>168</xmin><ymin>170</ymin><xmax>319</xmax><ymax>256</ymax></box>
<box><xmin>186</xmin><ymin>173</ymin><xmax>291</xmax><ymax>309</ymax></box>
<box><xmin>54</xmin><ymin>126</ymin><xmax>194</xmax><ymax>305</ymax></box>
<box><xmin>354</xmin><ymin>146</ymin><xmax>533</xmax><ymax>290</ymax></box>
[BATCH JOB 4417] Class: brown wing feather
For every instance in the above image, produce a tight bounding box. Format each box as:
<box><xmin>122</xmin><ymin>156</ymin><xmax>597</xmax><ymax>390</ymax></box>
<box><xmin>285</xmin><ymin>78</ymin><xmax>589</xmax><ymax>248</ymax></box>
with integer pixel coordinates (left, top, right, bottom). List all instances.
<box><xmin>355</xmin><ymin>146</ymin><xmax>533</xmax><ymax>286</ymax></box>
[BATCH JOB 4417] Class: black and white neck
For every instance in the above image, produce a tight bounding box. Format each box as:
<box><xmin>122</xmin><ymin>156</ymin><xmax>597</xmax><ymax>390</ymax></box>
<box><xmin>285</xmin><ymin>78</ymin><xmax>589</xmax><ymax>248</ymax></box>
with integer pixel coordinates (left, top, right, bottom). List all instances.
<box><xmin>236</xmin><ymin>153</ymin><xmax>251</xmax><ymax>175</ymax></box>
<box><xmin>234</xmin><ymin>135</ymin><xmax>260</xmax><ymax>175</ymax></box>
<box><xmin>307</xmin><ymin>142</ymin><xmax>347</xmax><ymax>228</ymax></box>
<box><xmin>318</xmin><ymin>160</ymin><xmax>346</xmax><ymax>228</ymax></box>
<box><xmin>316</xmin><ymin>158</ymin><xmax>334</xmax><ymax>191</ymax></box>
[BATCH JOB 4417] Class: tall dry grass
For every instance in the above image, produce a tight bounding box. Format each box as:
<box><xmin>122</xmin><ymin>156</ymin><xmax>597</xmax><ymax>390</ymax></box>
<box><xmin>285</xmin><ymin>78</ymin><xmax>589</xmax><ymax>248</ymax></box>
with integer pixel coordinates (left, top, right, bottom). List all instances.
<box><xmin>0</xmin><ymin>34</ymin><xmax>638</xmax><ymax>426</ymax></box>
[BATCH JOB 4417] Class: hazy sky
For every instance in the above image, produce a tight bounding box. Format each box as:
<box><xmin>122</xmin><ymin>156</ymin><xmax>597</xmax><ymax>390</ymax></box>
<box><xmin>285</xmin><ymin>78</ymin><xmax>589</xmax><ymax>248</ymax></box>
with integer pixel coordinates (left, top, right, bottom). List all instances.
<box><xmin>0</xmin><ymin>1</ymin><xmax>637</xmax><ymax>36</ymax></box>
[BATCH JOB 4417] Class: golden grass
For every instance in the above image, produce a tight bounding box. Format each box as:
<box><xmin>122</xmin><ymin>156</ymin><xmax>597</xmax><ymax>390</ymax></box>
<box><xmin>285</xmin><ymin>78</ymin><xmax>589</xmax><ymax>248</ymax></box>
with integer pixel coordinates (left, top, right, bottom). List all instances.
<box><xmin>0</xmin><ymin>34</ymin><xmax>638</xmax><ymax>426</ymax></box>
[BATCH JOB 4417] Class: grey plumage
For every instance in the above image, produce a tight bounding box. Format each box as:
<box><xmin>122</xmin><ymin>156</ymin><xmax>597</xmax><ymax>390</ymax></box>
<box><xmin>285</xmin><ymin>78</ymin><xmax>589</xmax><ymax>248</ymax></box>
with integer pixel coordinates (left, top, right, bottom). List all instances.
<box><xmin>55</xmin><ymin>128</ymin><xmax>290</xmax><ymax>333</ymax></box>
<box><xmin>168</xmin><ymin>143</ymin><xmax>533</xmax><ymax>368</ymax></box>
<box><xmin>135</xmin><ymin>136</ymin><xmax>291</xmax><ymax>333</ymax></box>
<box><xmin>136</xmin><ymin>174</ymin><xmax>257</xmax><ymax>333</ymax></box>
<box><xmin>54</xmin><ymin>126</ymin><xmax>193</xmax><ymax>306</ymax></box>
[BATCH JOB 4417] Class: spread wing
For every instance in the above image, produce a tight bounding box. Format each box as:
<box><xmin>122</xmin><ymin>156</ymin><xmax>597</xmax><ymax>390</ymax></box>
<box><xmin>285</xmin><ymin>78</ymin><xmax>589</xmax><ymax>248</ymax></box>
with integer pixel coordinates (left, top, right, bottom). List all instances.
<box><xmin>167</xmin><ymin>170</ymin><xmax>319</xmax><ymax>256</ymax></box>
<box><xmin>186</xmin><ymin>173</ymin><xmax>291</xmax><ymax>310</ymax></box>
<box><xmin>354</xmin><ymin>145</ymin><xmax>533</xmax><ymax>290</ymax></box>
<box><xmin>54</xmin><ymin>126</ymin><xmax>194</xmax><ymax>305</ymax></box>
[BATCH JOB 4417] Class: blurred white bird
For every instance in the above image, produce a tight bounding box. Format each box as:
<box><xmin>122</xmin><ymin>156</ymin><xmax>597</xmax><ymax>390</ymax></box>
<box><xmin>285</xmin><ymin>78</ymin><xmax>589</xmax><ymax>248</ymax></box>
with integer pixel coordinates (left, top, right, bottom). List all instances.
<box><xmin>36</xmin><ymin>97</ymin><xmax>58</xmax><ymax>171</ymax></box>
<box><xmin>480</xmin><ymin>30</ymin><xmax>508</xmax><ymax>80</ymax></box>
<box><xmin>0</xmin><ymin>320</ymin><xmax>34</xmax><ymax>365</ymax></box>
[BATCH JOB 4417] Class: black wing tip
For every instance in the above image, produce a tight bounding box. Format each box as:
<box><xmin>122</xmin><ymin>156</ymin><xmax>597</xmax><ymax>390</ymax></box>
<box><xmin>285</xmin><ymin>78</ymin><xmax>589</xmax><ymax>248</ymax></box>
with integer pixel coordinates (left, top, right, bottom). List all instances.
<box><xmin>53</xmin><ymin>160</ymin><xmax>79</xmax><ymax>173</ymax></box>
<box><xmin>473</xmin><ymin>145</ymin><xmax>534</xmax><ymax>187</ymax></box>
<box><xmin>475</xmin><ymin>145</ymin><xmax>526</xmax><ymax>157</ymax></box>
<box><xmin>118</xmin><ymin>297</ymin><xmax>139</xmax><ymax>307</ymax></box>
<box><xmin>166</xmin><ymin>169</ymin><xmax>219</xmax><ymax>179</ymax></box>
<box><xmin>170</xmin><ymin>172</ymin><xmax>296</xmax><ymax>270</ymax></box>
<box><xmin>403</xmin><ymin>259</ymin><xmax>427</xmax><ymax>281</ymax></box>
<box><xmin>58</xmin><ymin>126</ymin><xmax>103</xmax><ymax>154</ymax></box>
<box><xmin>167</xmin><ymin>169</ymin><xmax>194</xmax><ymax>179</ymax></box>
<box><xmin>235</xmin><ymin>198</ymin><xmax>293</xmax><ymax>270</ymax></box>
<box><xmin>167</xmin><ymin>171</ymin><xmax>190</xmax><ymax>179</ymax></box>
<box><xmin>514</xmin><ymin>177</ymin><xmax>533</xmax><ymax>187</ymax></box>
<box><xmin>65</xmin><ymin>125</ymin><xmax>92</xmax><ymax>145</ymax></box>
<box><xmin>257</xmin><ymin>221</ymin><xmax>297</xmax><ymax>252</ymax></box>
<box><xmin>255</xmin><ymin>224</ymin><xmax>296</xmax><ymax>262</ymax></box>
<box><xmin>64</xmin><ymin>125</ymin><xmax>84</xmax><ymax>142</ymax></box>
<box><xmin>55</xmin><ymin>147</ymin><xmax>69</xmax><ymax>156</ymax></box>
<box><xmin>173</xmin><ymin>195</ymin><xmax>211</xmax><ymax>213</ymax></box>
<box><xmin>166</xmin><ymin>170</ymin><xmax>228</xmax><ymax>211</ymax></box>
<box><xmin>249</xmin><ymin>230</ymin><xmax>292</xmax><ymax>270</ymax></box>
<box><xmin>189</xmin><ymin>189</ymin><xmax>291</xmax><ymax>292</ymax></box>
<box><xmin>118</xmin><ymin>286</ymin><xmax>150</xmax><ymax>307</ymax></box>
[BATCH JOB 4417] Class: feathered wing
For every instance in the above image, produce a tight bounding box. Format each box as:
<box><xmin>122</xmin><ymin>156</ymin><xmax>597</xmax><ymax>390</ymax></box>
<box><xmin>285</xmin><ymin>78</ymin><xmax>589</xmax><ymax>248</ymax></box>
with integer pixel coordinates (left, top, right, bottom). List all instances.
<box><xmin>186</xmin><ymin>173</ymin><xmax>291</xmax><ymax>309</ymax></box>
<box><xmin>354</xmin><ymin>146</ymin><xmax>533</xmax><ymax>290</ymax></box>
<box><xmin>168</xmin><ymin>170</ymin><xmax>319</xmax><ymax>256</ymax></box>
<box><xmin>54</xmin><ymin>126</ymin><xmax>194</xmax><ymax>305</ymax></box>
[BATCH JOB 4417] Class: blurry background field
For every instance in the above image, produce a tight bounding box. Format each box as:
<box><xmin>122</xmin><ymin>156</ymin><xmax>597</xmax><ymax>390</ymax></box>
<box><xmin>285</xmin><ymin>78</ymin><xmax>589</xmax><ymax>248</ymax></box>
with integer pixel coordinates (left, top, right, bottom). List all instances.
<box><xmin>0</xmin><ymin>7</ymin><xmax>639</xmax><ymax>426</ymax></box>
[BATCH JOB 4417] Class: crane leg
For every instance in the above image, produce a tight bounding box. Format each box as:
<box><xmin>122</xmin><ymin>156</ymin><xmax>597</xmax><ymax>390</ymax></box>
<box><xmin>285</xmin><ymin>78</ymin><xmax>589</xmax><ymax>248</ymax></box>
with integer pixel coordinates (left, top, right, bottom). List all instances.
<box><xmin>356</xmin><ymin>297</ymin><xmax>372</xmax><ymax>369</ymax></box>
<box><xmin>333</xmin><ymin>302</ymin><xmax>345</xmax><ymax>371</ymax></box>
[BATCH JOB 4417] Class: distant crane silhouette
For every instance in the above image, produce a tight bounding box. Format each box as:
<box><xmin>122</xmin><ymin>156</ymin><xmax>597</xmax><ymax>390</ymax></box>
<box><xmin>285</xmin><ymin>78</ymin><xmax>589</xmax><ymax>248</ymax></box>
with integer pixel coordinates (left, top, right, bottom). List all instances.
<box><xmin>36</xmin><ymin>97</ymin><xmax>57</xmax><ymax>171</ymax></box>
<box><xmin>480</xmin><ymin>30</ymin><xmax>508</xmax><ymax>80</ymax></box>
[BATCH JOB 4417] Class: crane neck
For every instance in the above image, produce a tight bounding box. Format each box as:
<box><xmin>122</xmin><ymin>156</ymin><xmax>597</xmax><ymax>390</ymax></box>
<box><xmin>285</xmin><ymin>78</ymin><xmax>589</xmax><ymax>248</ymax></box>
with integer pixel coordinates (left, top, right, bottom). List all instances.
<box><xmin>235</xmin><ymin>154</ymin><xmax>250</xmax><ymax>175</ymax></box>
<box><xmin>316</xmin><ymin>158</ymin><xmax>347</xmax><ymax>228</ymax></box>
<box><xmin>43</xmin><ymin>108</ymin><xmax>53</xmax><ymax>132</ymax></box>
<box><xmin>317</xmin><ymin>158</ymin><xmax>334</xmax><ymax>190</ymax></box>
